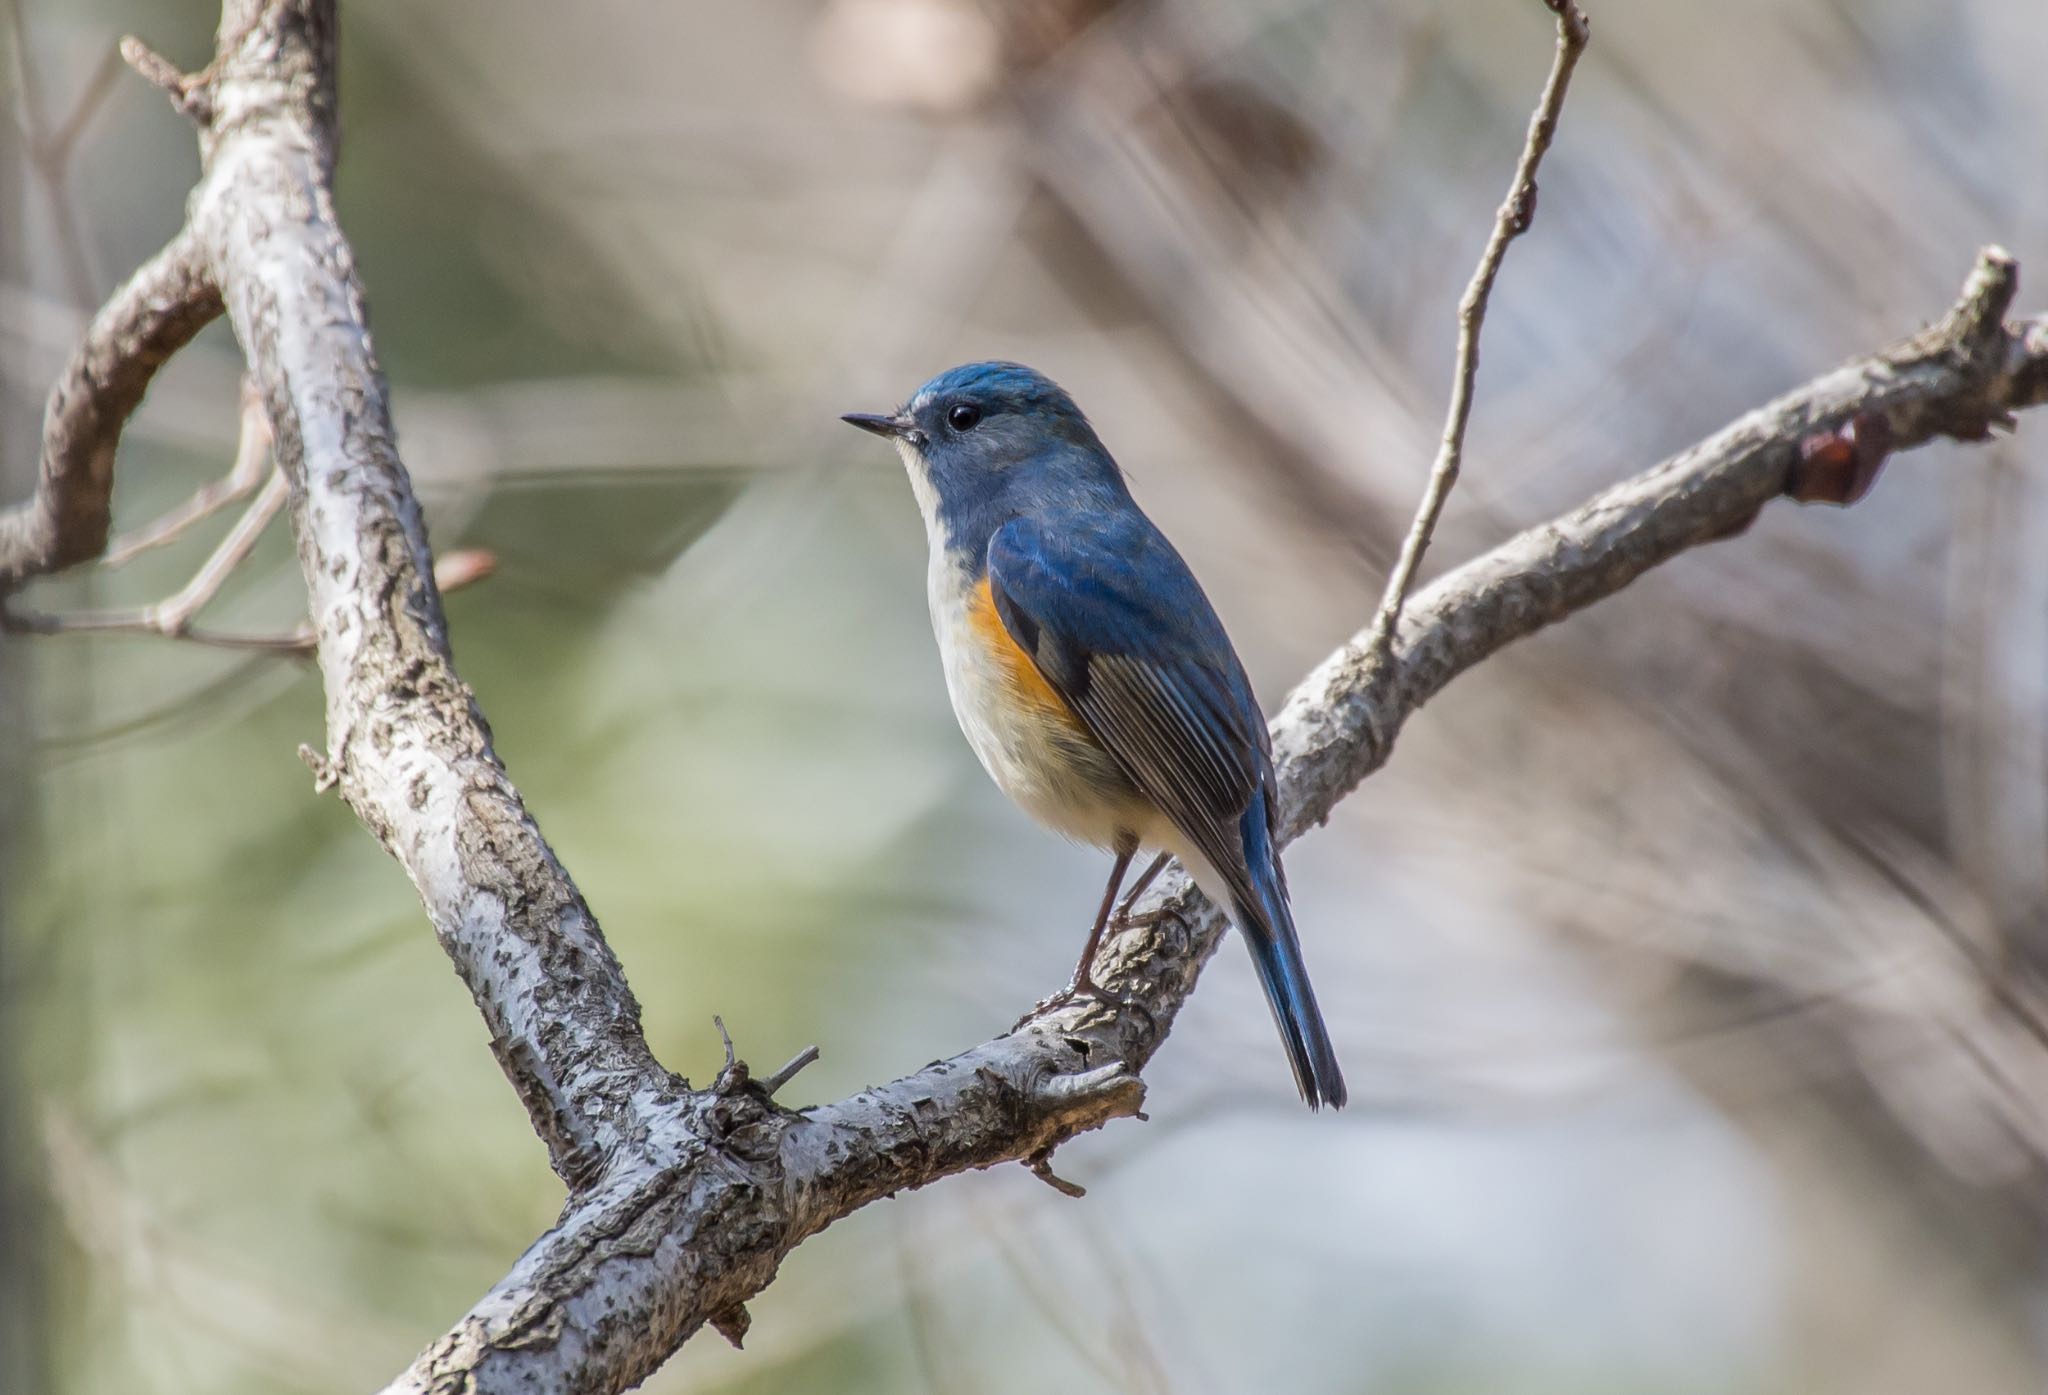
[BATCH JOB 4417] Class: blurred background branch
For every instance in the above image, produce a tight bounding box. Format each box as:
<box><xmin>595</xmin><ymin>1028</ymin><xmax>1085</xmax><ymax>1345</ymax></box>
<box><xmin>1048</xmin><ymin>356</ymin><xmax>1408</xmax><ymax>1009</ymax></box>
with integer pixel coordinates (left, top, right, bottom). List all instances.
<box><xmin>0</xmin><ymin>228</ymin><xmax>218</xmax><ymax>585</ymax></box>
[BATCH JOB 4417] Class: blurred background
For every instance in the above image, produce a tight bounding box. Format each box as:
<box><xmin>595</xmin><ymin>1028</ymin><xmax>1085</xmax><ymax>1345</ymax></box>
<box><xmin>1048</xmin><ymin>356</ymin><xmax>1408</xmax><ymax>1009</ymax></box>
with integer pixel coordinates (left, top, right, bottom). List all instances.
<box><xmin>5</xmin><ymin>0</ymin><xmax>2048</xmax><ymax>1391</ymax></box>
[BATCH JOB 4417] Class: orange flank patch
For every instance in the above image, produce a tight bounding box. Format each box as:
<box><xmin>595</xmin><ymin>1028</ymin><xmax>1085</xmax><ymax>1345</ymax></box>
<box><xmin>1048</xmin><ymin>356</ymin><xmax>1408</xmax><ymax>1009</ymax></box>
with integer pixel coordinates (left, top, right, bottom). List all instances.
<box><xmin>968</xmin><ymin>576</ymin><xmax>1087</xmax><ymax>733</ymax></box>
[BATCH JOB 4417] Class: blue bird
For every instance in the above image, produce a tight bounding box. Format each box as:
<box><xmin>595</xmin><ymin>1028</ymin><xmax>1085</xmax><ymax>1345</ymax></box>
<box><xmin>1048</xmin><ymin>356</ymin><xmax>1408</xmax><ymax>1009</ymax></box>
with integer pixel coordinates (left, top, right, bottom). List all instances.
<box><xmin>844</xmin><ymin>362</ymin><xmax>1347</xmax><ymax>1109</ymax></box>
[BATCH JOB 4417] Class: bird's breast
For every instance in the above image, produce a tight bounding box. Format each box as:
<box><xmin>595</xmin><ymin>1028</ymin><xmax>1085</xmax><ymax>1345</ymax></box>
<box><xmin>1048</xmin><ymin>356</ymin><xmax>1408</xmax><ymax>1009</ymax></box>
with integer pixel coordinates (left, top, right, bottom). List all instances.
<box><xmin>927</xmin><ymin>557</ymin><xmax>1148</xmax><ymax>848</ymax></box>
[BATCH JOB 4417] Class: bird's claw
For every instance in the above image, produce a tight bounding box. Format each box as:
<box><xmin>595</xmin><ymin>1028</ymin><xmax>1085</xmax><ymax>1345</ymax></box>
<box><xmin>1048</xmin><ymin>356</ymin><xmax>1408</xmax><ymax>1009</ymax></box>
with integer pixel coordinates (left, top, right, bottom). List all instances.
<box><xmin>1111</xmin><ymin>904</ymin><xmax>1192</xmax><ymax>953</ymax></box>
<box><xmin>1011</xmin><ymin>974</ymin><xmax>1156</xmax><ymax>1035</ymax></box>
<box><xmin>1014</xmin><ymin>976</ymin><xmax>1110</xmax><ymax>1031</ymax></box>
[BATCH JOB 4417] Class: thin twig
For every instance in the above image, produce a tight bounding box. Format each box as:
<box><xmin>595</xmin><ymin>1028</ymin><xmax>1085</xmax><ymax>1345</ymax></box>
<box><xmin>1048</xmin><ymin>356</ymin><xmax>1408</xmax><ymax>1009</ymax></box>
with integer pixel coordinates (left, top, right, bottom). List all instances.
<box><xmin>1367</xmin><ymin>0</ymin><xmax>1590</xmax><ymax>656</ymax></box>
<box><xmin>760</xmin><ymin>1045</ymin><xmax>821</xmax><ymax>1097</ymax></box>
<box><xmin>118</xmin><ymin>35</ymin><xmax>214</xmax><ymax>125</ymax></box>
<box><xmin>105</xmin><ymin>375</ymin><xmax>272</xmax><ymax>566</ymax></box>
<box><xmin>6</xmin><ymin>539</ymin><xmax>497</xmax><ymax>655</ymax></box>
<box><xmin>1</xmin><ymin>606</ymin><xmax>313</xmax><ymax>653</ymax></box>
<box><xmin>58</xmin><ymin>465</ymin><xmax>287</xmax><ymax>633</ymax></box>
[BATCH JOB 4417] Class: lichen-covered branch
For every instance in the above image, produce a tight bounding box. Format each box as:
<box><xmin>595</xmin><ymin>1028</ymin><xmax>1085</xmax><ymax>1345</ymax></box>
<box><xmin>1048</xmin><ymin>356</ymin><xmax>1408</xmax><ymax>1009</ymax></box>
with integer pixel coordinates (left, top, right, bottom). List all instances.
<box><xmin>5</xmin><ymin>2</ymin><xmax>2046</xmax><ymax>1393</ymax></box>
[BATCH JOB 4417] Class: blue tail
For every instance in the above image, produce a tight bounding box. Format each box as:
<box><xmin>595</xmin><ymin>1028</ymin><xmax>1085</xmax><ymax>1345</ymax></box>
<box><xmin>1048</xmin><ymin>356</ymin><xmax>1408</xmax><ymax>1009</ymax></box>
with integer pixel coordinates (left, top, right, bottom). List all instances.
<box><xmin>1232</xmin><ymin>797</ymin><xmax>1347</xmax><ymax>1110</ymax></box>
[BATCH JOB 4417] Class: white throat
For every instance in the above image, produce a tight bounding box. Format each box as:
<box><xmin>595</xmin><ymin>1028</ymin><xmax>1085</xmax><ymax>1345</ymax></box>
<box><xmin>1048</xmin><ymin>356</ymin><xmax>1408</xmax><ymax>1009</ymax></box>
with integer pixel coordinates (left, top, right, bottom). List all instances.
<box><xmin>893</xmin><ymin>438</ymin><xmax>947</xmax><ymax>552</ymax></box>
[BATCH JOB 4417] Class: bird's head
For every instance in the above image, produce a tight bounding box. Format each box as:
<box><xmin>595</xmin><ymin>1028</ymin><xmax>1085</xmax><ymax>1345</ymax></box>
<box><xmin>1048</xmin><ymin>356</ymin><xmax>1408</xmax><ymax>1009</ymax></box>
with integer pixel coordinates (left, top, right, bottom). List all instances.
<box><xmin>843</xmin><ymin>361</ymin><xmax>1120</xmax><ymax>543</ymax></box>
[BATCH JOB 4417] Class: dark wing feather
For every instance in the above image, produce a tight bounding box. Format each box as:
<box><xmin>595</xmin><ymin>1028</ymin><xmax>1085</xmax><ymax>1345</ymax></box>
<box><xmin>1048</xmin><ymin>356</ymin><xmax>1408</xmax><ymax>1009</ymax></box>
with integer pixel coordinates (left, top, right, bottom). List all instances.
<box><xmin>985</xmin><ymin>514</ymin><xmax>1265</xmax><ymax>887</ymax></box>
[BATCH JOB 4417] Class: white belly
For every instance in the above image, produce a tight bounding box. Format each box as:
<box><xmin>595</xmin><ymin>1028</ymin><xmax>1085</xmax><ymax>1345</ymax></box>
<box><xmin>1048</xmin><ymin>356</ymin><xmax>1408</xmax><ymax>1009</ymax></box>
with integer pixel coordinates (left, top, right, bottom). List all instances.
<box><xmin>927</xmin><ymin>555</ymin><xmax>1152</xmax><ymax>850</ymax></box>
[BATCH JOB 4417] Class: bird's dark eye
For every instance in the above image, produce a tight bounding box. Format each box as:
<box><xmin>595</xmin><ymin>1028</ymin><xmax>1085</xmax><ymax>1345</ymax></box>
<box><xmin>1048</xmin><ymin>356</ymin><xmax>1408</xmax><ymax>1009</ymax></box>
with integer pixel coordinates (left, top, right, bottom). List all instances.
<box><xmin>947</xmin><ymin>402</ymin><xmax>982</xmax><ymax>432</ymax></box>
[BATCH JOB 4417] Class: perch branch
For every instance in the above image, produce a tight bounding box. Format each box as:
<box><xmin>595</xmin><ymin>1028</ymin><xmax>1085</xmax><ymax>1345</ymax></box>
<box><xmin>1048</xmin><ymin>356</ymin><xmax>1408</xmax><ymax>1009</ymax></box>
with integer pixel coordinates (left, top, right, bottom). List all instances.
<box><xmin>1368</xmin><ymin>0</ymin><xmax>1590</xmax><ymax>656</ymax></box>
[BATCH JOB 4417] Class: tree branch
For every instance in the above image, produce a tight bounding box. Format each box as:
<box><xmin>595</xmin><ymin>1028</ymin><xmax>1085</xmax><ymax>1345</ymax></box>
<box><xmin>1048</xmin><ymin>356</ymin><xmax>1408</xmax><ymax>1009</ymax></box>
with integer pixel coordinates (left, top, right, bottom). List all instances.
<box><xmin>103</xmin><ymin>373</ymin><xmax>272</xmax><ymax>566</ymax></box>
<box><xmin>6</xmin><ymin>466</ymin><xmax>287</xmax><ymax>637</ymax></box>
<box><xmin>1281</xmin><ymin>246</ymin><xmax>2044</xmax><ymax>840</ymax></box>
<box><xmin>7</xmin><ymin>2</ymin><xmax>2047</xmax><ymax>1393</ymax></box>
<box><xmin>0</xmin><ymin>230</ymin><xmax>220</xmax><ymax>588</ymax></box>
<box><xmin>1369</xmin><ymin>0</ymin><xmax>1590</xmax><ymax>656</ymax></box>
<box><xmin>185</xmin><ymin>0</ymin><xmax>662</xmax><ymax>1187</ymax></box>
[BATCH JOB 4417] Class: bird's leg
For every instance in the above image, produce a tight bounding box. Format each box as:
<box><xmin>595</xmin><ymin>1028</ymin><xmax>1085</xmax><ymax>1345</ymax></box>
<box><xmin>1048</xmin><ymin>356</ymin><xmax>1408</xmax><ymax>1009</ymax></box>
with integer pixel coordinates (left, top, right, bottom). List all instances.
<box><xmin>1065</xmin><ymin>845</ymin><xmax>1135</xmax><ymax>1000</ymax></box>
<box><xmin>1013</xmin><ymin>844</ymin><xmax>1135</xmax><ymax>1029</ymax></box>
<box><xmin>1110</xmin><ymin>852</ymin><xmax>1170</xmax><ymax>927</ymax></box>
<box><xmin>1111</xmin><ymin>849</ymin><xmax>1192</xmax><ymax>946</ymax></box>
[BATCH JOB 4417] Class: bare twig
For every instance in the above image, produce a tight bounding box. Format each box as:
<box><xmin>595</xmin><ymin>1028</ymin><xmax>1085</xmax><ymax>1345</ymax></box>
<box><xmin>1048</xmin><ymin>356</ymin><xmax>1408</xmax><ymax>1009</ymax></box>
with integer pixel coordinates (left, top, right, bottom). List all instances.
<box><xmin>118</xmin><ymin>35</ymin><xmax>215</xmax><ymax>126</ymax></box>
<box><xmin>761</xmin><ymin>1045</ymin><xmax>822</xmax><ymax>1097</ymax></box>
<box><xmin>0</xmin><ymin>229</ymin><xmax>221</xmax><ymax>587</ymax></box>
<box><xmin>5</xmin><ymin>465</ymin><xmax>286</xmax><ymax>637</ymax></box>
<box><xmin>1367</xmin><ymin>0</ymin><xmax>1590</xmax><ymax>656</ymax></box>
<box><xmin>127</xmin><ymin>467</ymin><xmax>279</xmax><ymax>628</ymax></box>
<box><xmin>2</xmin><ymin>609</ymin><xmax>310</xmax><ymax>653</ymax></box>
<box><xmin>5</xmin><ymin>538</ymin><xmax>496</xmax><ymax>656</ymax></box>
<box><xmin>104</xmin><ymin>375</ymin><xmax>272</xmax><ymax>566</ymax></box>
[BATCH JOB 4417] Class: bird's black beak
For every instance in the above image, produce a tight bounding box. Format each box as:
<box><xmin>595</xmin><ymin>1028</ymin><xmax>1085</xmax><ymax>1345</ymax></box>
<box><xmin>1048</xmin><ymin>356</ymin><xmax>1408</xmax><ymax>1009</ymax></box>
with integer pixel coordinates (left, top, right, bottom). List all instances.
<box><xmin>841</xmin><ymin>411</ymin><xmax>907</xmax><ymax>439</ymax></box>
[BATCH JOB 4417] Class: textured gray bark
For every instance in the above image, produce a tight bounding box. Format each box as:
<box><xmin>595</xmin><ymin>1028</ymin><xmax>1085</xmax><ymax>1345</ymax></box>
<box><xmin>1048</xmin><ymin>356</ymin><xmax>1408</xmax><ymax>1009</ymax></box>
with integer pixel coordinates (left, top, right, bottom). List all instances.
<box><xmin>196</xmin><ymin>0</ymin><xmax>662</xmax><ymax>1191</ymax></box>
<box><xmin>1</xmin><ymin>4</ymin><xmax>2045</xmax><ymax>1394</ymax></box>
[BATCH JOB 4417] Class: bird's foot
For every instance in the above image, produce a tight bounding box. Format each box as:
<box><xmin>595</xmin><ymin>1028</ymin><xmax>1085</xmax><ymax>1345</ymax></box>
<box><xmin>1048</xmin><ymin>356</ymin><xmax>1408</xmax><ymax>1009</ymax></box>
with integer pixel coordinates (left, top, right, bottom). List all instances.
<box><xmin>1011</xmin><ymin>971</ymin><xmax>1156</xmax><ymax>1035</ymax></box>
<box><xmin>1014</xmin><ymin>974</ymin><xmax>1110</xmax><ymax>1030</ymax></box>
<box><xmin>1111</xmin><ymin>904</ymin><xmax>1192</xmax><ymax>952</ymax></box>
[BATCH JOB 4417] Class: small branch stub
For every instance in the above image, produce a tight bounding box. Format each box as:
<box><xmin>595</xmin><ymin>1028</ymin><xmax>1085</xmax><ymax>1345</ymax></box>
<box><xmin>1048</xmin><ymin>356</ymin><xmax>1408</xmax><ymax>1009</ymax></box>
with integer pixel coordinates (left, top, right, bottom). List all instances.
<box><xmin>1026</xmin><ymin>1147</ymin><xmax>1088</xmax><ymax>1198</ymax></box>
<box><xmin>708</xmin><ymin>1304</ymin><xmax>751</xmax><ymax>1350</ymax></box>
<box><xmin>119</xmin><ymin>36</ymin><xmax>213</xmax><ymax>125</ymax></box>
<box><xmin>761</xmin><ymin>1045</ymin><xmax>821</xmax><ymax>1097</ymax></box>
<box><xmin>297</xmin><ymin>742</ymin><xmax>339</xmax><ymax>794</ymax></box>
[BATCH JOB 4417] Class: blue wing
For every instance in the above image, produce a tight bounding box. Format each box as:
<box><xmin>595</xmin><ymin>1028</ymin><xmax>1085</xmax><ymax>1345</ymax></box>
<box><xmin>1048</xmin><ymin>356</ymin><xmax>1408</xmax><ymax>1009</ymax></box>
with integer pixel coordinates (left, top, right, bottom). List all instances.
<box><xmin>985</xmin><ymin>509</ymin><xmax>1347</xmax><ymax>1108</ymax></box>
<box><xmin>984</xmin><ymin>512</ymin><xmax>1270</xmax><ymax>859</ymax></box>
